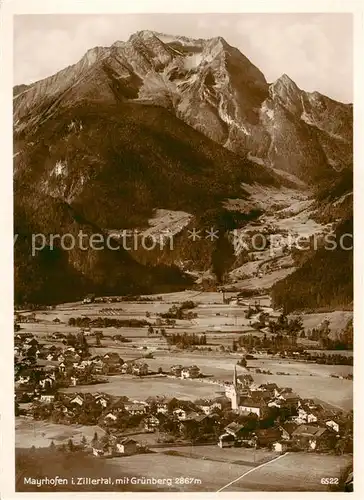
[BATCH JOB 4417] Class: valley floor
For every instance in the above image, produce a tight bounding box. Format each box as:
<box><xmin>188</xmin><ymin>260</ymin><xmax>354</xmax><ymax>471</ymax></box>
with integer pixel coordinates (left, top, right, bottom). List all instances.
<box><xmin>15</xmin><ymin>290</ymin><xmax>353</xmax><ymax>492</ymax></box>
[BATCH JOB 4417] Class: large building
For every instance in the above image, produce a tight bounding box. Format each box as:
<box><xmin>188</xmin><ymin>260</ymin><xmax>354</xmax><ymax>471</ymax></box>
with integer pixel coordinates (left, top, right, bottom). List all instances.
<box><xmin>227</xmin><ymin>365</ymin><xmax>267</xmax><ymax>417</ymax></box>
<box><xmin>229</xmin><ymin>365</ymin><xmax>240</xmax><ymax>410</ymax></box>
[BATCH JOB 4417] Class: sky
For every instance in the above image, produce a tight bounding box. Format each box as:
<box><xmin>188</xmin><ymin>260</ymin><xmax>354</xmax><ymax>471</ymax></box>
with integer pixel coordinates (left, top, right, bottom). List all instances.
<box><xmin>14</xmin><ymin>13</ymin><xmax>353</xmax><ymax>102</ymax></box>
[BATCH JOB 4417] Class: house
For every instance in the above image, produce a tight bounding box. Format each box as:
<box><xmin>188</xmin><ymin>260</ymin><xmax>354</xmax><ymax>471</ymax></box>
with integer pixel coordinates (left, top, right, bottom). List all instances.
<box><xmin>273</xmin><ymin>441</ymin><xmax>288</xmax><ymax>453</ymax></box>
<box><xmin>143</xmin><ymin>415</ymin><xmax>160</xmax><ymax>432</ymax></box>
<box><xmin>70</xmin><ymin>395</ymin><xmax>84</xmax><ymax>406</ymax></box>
<box><xmin>189</xmin><ymin>413</ymin><xmax>213</xmax><ymax>424</ymax></box>
<box><xmin>25</xmin><ymin>338</ymin><xmax>38</xmax><ymax>347</ymax></box>
<box><xmin>40</xmin><ymin>394</ymin><xmax>55</xmax><ymax>404</ymax></box>
<box><xmin>92</xmin><ymin>444</ymin><xmax>111</xmax><ymax>457</ymax></box>
<box><xmin>250</xmin><ymin>390</ymin><xmax>272</xmax><ymax>401</ymax></box>
<box><xmin>52</xmin><ymin>332</ymin><xmax>66</xmax><ymax>340</ymax></box>
<box><xmin>104</xmin><ymin>412</ymin><xmax>119</xmax><ymax>422</ymax></box>
<box><xmin>92</xmin><ymin>359</ymin><xmax>105</xmax><ymax>374</ymax></box>
<box><xmin>296</xmin><ymin>405</ymin><xmax>319</xmax><ymax>424</ymax></box>
<box><xmin>291</xmin><ymin>424</ymin><xmax>329</xmax><ymax>450</ymax></box>
<box><xmin>237</xmin><ymin>374</ymin><xmax>254</xmax><ymax>388</ymax></box>
<box><xmin>65</xmin><ymin>353</ymin><xmax>81</xmax><ymax>364</ymax></box>
<box><xmin>218</xmin><ymin>433</ymin><xmax>236</xmax><ymax>448</ymax></box>
<box><xmin>114</xmin><ymin>438</ymin><xmax>138</xmax><ymax>456</ymax></box>
<box><xmin>181</xmin><ymin>365</ymin><xmax>200</xmax><ymax>379</ymax></box>
<box><xmin>255</xmin><ymin>428</ymin><xmax>282</xmax><ymax>447</ymax></box>
<box><xmin>280</xmin><ymin>392</ymin><xmax>301</xmax><ymax>407</ymax></box>
<box><xmin>103</xmin><ymin>352</ymin><xmax>122</xmax><ymax>366</ymax></box>
<box><xmin>17</xmin><ymin>375</ymin><xmax>30</xmax><ymax>385</ymax></box>
<box><xmin>124</xmin><ymin>403</ymin><xmax>147</xmax><ymax>415</ymax></box>
<box><xmin>170</xmin><ymin>365</ymin><xmax>183</xmax><ymax>377</ymax></box>
<box><xmin>39</xmin><ymin>377</ymin><xmax>54</xmax><ymax>389</ymax></box>
<box><xmin>83</xmin><ymin>294</ymin><xmax>95</xmax><ymax>304</ymax></box>
<box><xmin>260</xmin><ymin>383</ymin><xmax>279</xmax><ymax>392</ymax></box>
<box><xmin>65</xmin><ymin>347</ymin><xmax>76</xmax><ymax>353</ymax></box>
<box><xmin>132</xmin><ymin>363</ymin><xmax>149</xmax><ymax>376</ymax></box>
<box><xmin>238</xmin><ymin>398</ymin><xmax>267</xmax><ymax>418</ymax></box>
<box><xmin>58</xmin><ymin>362</ymin><xmax>66</xmax><ymax>372</ymax></box>
<box><xmin>121</xmin><ymin>361</ymin><xmax>132</xmax><ymax>374</ymax></box>
<box><xmin>95</xmin><ymin>394</ymin><xmax>109</xmax><ymax>408</ymax></box>
<box><xmin>197</xmin><ymin>400</ymin><xmax>222</xmax><ymax>415</ymax></box>
<box><xmin>183</xmin><ymin>411</ymin><xmax>201</xmax><ymax>421</ymax></box>
<box><xmin>79</xmin><ymin>360</ymin><xmax>93</xmax><ymax>368</ymax></box>
<box><xmin>268</xmin><ymin>398</ymin><xmax>284</xmax><ymax>408</ymax></box>
<box><xmin>155</xmin><ymin>398</ymin><xmax>173</xmax><ymax>414</ymax></box>
<box><xmin>279</xmin><ymin>422</ymin><xmax>298</xmax><ymax>440</ymax></box>
<box><xmin>325</xmin><ymin>420</ymin><xmax>340</xmax><ymax>433</ymax></box>
<box><xmin>224</xmin><ymin>422</ymin><xmax>245</xmax><ymax>438</ymax></box>
<box><xmin>173</xmin><ymin>408</ymin><xmax>188</xmax><ymax>421</ymax></box>
<box><xmin>181</xmin><ymin>412</ymin><xmax>218</xmax><ymax>435</ymax></box>
<box><xmin>92</xmin><ymin>435</ymin><xmax>138</xmax><ymax>457</ymax></box>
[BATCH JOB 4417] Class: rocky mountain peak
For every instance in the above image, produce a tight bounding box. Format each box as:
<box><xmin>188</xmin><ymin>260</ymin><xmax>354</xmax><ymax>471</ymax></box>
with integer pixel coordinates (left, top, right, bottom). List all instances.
<box><xmin>13</xmin><ymin>30</ymin><xmax>352</xmax><ymax>182</ymax></box>
<box><xmin>270</xmin><ymin>73</ymin><xmax>301</xmax><ymax>97</ymax></box>
<box><xmin>134</xmin><ymin>29</ymin><xmax>159</xmax><ymax>39</ymax></box>
<box><xmin>80</xmin><ymin>46</ymin><xmax>110</xmax><ymax>67</ymax></box>
<box><xmin>207</xmin><ymin>35</ymin><xmax>230</xmax><ymax>48</ymax></box>
<box><xmin>269</xmin><ymin>73</ymin><xmax>302</xmax><ymax>115</ymax></box>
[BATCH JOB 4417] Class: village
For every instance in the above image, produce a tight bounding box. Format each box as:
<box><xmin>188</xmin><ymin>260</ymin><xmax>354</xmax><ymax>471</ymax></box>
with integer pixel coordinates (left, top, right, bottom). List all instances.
<box><xmin>14</xmin><ymin>292</ymin><xmax>352</xmax><ymax>456</ymax></box>
<box><xmin>14</xmin><ymin>291</ymin><xmax>353</xmax><ymax>491</ymax></box>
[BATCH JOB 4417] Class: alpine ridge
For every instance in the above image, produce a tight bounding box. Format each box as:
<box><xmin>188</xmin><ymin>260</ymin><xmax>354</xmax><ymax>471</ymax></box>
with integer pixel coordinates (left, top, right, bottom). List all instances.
<box><xmin>13</xmin><ymin>30</ymin><xmax>352</xmax><ymax>306</ymax></box>
<box><xmin>14</xmin><ymin>30</ymin><xmax>352</xmax><ymax>181</ymax></box>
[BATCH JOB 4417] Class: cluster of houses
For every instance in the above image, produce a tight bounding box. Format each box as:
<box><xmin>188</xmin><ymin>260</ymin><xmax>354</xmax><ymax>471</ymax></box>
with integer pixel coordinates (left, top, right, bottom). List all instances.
<box><xmin>14</xmin><ymin>331</ymin><xmax>153</xmax><ymax>410</ymax></box>
<box><xmin>218</xmin><ymin>366</ymin><xmax>345</xmax><ymax>452</ymax></box>
<box><xmin>15</xmin><ymin>324</ymin><xmax>350</xmax><ymax>457</ymax></box>
<box><xmin>170</xmin><ymin>365</ymin><xmax>201</xmax><ymax>379</ymax></box>
<box><xmin>15</xmin><ymin>312</ymin><xmax>39</xmax><ymax>324</ymax></box>
<box><xmin>218</xmin><ymin>419</ymin><xmax>339</xmax><ymax>453</ymax></box>
<box><xmin>15</xmin><ymin>331</ymin><xmax>149</xmax><ymax>374</ymax></box>
<box><xmin>92</xmin><ymin>436</ymin><xmax>140</xmax><ymax>458</ymax></box>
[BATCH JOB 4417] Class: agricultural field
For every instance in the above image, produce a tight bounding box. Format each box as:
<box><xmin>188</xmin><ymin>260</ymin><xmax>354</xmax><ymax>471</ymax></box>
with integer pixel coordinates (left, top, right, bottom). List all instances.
<box><xmin>15</xmin><ymin>432</ymin><xmax>352</xmax><ymax>493</ymax></box>
<box><xmin>58</xmin><ymin>352</ymin><xmax>352</xmax><ymax>409</ymax></box>
<box><xmin>152</xmin><ymin>444</ymin><xmax>277</xmax><ymax>465</ymax></box>
<box><xmin>61</xmin><ymin>374</ymin><xmax>225</xmax><ymax>400</ymax></box>
<box><xmin>106</xmin><ymin>452</ymin><xmax>253</xmax><ymax>492</ymax></box>
<box><xmin>18</xmin><ymin>290</ymin><xmax>353</xmax><ymax>411</ymax></box>
<box><xmin>100</xmin><ymin>449</ymin><xmax>351</xmax><ymax>492</ymax></box>
<box><xmin>221</xmin><ymin>452</ymin><xmax>353</xmax><ymax>492</ymax></box>
<box><xmin>15</xmin><ymin>417</ymin><xmax>105</xmax><ymax>448</ymax></box>
<box><xmin>254</xmin><ymin>374</ymin><xmax>352</xmax><ymax>410</ymax></box>
<box><xmin>294</xmin><ymin>310</ymin><xmax>353</xmax><ymax>336</ymax></box>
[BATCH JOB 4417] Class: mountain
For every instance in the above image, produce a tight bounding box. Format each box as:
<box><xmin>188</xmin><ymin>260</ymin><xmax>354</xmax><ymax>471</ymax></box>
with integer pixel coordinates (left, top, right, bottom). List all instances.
<box><xmin>13</xmin><ymin>30</ymin><xmax>353</xmax><ymax>305</ymax></box>
<box><xmin>15</xmin><ymin>96</ymin><xmax>283</xmax><ymax>304</ymax></box>
<box><xmin>271</xmin><ymin>217</ymin><xmax>353</xmax><ymax>313</ymax></box>
<box><xmin>14</xmin><ymin>30</ymin><xmax>352</xmax><ymax>182</ymax></box>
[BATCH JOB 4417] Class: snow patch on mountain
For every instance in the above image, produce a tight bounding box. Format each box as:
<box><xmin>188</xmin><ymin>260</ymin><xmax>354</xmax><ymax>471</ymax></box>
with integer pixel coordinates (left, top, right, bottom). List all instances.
<box><xmin>53</xmin><ymin>160</ymin><xmax>67</xmax><ymax>177</ymax></box>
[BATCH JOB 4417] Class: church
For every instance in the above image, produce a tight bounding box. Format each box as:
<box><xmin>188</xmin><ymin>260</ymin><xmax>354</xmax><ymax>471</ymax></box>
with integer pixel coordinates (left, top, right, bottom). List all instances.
<box><xmin>226</xmin><ymin>365</ymin><xmax>266</xmax><ymax>417</ymax></box>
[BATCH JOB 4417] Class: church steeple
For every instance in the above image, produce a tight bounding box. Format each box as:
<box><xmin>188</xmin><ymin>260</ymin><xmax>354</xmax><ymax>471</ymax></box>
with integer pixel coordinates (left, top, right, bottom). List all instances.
<box><xmin>233</xmin><ymin>364</ymin><xmax>238</xmax><ymax>388</ymax></box>
<box><xmin>230</xmin><ymin>364</ymin><xmax>240</xmax><ymax>411</ymax></box>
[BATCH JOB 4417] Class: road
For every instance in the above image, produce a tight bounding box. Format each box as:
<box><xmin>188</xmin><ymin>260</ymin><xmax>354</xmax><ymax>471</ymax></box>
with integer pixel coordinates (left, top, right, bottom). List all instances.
<box><xmin>217</xmin><ymin>452</ymin><xmax>289</xmax><ymax>492</ymax></box>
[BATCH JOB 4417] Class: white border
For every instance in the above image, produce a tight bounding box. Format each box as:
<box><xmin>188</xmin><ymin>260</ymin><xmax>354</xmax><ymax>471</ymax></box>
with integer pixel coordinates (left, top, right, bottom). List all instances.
<box><xmin>1</xmin><ymin>1</ymin><xmax>362</xmax><ymax>499</ymax></box>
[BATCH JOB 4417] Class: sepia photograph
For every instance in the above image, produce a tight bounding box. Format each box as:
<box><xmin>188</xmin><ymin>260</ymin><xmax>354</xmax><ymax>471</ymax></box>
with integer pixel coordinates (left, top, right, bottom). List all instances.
<box><xmin>2</xmin><ymin>0</ymin><xmax>359</xmax><ymax>495</ymax></box>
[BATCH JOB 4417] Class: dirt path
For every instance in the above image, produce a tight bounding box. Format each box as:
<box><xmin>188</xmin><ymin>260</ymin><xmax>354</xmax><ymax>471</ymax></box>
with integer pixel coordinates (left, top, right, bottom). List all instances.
<box><xmin>216</xmin><ymin>452</ymin><xmax>289</xmax><ymax>492</ymax></box>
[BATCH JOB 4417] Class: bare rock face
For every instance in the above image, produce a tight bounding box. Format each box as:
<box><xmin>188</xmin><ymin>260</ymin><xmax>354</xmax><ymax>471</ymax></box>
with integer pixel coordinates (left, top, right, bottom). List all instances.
<box><xmin>14</xmin><ymin>30</ymin><xmax>352</xmax><ymax>182</ymax></box>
